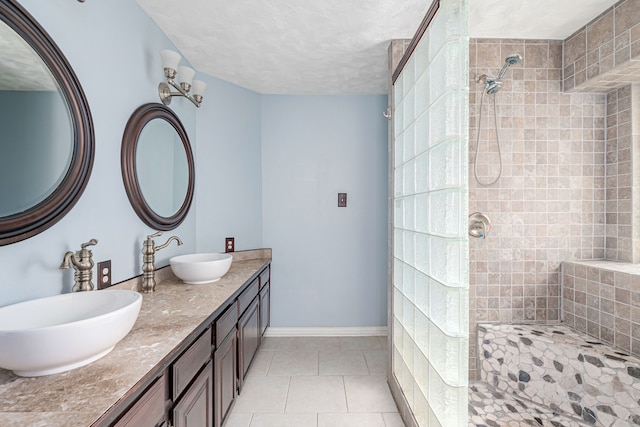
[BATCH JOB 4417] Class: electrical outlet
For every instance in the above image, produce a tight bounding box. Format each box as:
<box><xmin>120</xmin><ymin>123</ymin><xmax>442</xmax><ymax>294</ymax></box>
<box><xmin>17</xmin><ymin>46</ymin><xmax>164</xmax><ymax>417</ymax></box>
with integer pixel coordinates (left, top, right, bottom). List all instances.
<box><xmin>225</xmin><ymin>237</ymin><xmax>235</xmax><ymax>253</ymax></box>
<box><xmin>98</xmin><ymin>260</ymin><xmax>112</xmax><ymax>289</ymax></box>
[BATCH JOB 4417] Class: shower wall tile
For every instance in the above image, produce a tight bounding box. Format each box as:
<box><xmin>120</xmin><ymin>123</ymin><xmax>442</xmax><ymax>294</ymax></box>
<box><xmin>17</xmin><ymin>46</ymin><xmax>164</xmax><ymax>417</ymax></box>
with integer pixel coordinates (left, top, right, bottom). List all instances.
<box><xmin>562</xmin><ymin>260</ymin><xmax>640</xmax><ymax>360</ymax></box>
<box><xmin>469</xmin><ymin>39</ymin><xmax>607</xmax><ymax>380</ymax></box>
<box><xmin>605</xmin><ymin>84</ymin><xmax>640</xmax><ymax>262</ymax></box>
<box><xmin>564</xmin><ymin>0</ymin><xmax>640</xmax><ymax>93</ymax></box>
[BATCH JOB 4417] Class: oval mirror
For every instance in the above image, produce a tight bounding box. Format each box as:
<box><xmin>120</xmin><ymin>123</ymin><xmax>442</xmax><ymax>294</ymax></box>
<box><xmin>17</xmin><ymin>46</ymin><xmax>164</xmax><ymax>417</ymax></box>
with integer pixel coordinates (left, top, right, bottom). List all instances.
<box><xmin>0</xmin><ymin>0</ymin><xmax>94</xmax><ymax>245</ymax></box>
<box><xmin>121</xmin><ymin>103</ymin><xmax>194</xmax><ymax>230</ymax></box>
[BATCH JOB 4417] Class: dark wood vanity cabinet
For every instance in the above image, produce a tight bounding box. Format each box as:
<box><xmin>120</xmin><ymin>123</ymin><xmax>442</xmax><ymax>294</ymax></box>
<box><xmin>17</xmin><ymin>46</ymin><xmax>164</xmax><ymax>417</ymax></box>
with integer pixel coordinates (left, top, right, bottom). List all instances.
<box><xmin>104</xmin><ymin>262</ymin><xmax>271</xmax><ymax>427</ymax></box>
<box><xmin>214</xmin><ymin>327</ymin><xmax>237</xmax><ymax>427</ymax></box>
<box><xmin>238</xmin><ymin>297</ymin><xmax>260</xmax><ymax>391</ymax></box>
<box><xmin>172</xmin><ymin>361</ymin><xmax>213</xmax><ymax>427</ymax></box>
<box><xmin>172</xmin><ymin>330</ymin><xmax>213</xmax><ymax>427</ymax></box>
<box><xmin>259</xmin><ymin>282</ymin><xmax>270</xmax><ymax>337</ymax></box>
<box><xmin>113</xmin><ymin>376</ymin><xmax>166</xmax><ymax>427</ymax></box>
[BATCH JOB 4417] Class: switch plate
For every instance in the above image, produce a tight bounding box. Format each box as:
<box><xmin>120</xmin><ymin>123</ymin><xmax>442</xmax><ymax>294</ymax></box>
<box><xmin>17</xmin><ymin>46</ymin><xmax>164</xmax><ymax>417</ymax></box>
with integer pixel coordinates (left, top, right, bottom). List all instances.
<box><xmin>97</xmin><ymin>260</ymin><xmax>111</xmax><ymax>289</ymax></box>
<box><xmin>338</xmin><ymin>193</ymin><xmax>347</xmax><ymax>207</ymax></box>
<box><xmin>225</xmin><ymin>237</ymin><xmax>235</xmax><ymax>253</ymax></box>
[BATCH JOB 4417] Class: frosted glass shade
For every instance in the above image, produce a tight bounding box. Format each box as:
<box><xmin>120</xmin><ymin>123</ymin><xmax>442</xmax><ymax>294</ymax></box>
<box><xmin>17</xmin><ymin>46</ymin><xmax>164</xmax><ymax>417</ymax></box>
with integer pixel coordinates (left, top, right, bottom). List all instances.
<box><xmin>191</xmin><ymin>80</ymin><xmax>207</xmax><ymax>97</ymax></box>
<box><xmin>160</xmin><ymin>49</ymin><xmax>181</xmax><ymax>71</ymax></box>
<box><xmin>177</xmin><ymin>66</ymin><xmax>196</xmax><ymax>86</ymax></box>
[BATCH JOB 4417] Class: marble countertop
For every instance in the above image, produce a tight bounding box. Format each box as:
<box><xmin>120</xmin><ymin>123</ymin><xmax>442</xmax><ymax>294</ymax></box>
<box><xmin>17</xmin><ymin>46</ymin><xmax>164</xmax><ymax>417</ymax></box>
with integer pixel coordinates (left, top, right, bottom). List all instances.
<box><xmin>0</xmin><ymin>249</ymin><xmax>271</xmax><ymax>427</ymax></box>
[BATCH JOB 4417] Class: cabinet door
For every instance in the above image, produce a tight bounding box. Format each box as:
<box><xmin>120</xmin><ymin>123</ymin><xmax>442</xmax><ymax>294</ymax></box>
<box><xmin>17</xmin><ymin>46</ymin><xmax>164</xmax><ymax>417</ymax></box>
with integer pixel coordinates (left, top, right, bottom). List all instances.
<box><xmin>214</xmin><ymin>329</ymin><xmax>237</xmax><ymax>427</ymax></box>
<box><xmin>238</xmin><ymin>298</ymin><xmax>259</xmax><ymax>392</ymax></box>
<box><xmin>259</xmin><ymin>283</ymin><xmax>270</xmax><ymax>337</ymax></box>
<box><xmin>113</xmin><ymin>376</ymin><xmax>166</xmax><ymax>427</ymax></box>
<box><xmin>173</xmin><ymin>360</ymin><xmax>213</xmax><ymax>427</ymax></box>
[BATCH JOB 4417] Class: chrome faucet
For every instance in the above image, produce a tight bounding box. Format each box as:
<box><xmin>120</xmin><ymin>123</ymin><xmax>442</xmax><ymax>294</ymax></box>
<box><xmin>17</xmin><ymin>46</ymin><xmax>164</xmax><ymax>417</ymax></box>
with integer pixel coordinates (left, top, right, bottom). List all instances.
<box><xmin>60</xmin><ymin>239</ymin><xmax>98</xmax><ymax>292</ymax></box>
<box><xmin>142</xmin><ymin>232</ymin><xmax>183</xmax><ymax>293</ymax></box>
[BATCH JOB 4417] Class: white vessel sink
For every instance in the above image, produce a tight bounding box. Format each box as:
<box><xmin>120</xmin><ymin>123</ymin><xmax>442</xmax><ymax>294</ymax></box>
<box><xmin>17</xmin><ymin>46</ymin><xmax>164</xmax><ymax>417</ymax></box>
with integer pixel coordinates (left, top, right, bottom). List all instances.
<box><xmin>0</xmin><ymin>290</ymin><xmax>142</xmax><ymax>377</ymax></box>
<box><xmin>170</xmin><ymin>253</ymin><xmax>233</xmax><ymax>284</ymax></box>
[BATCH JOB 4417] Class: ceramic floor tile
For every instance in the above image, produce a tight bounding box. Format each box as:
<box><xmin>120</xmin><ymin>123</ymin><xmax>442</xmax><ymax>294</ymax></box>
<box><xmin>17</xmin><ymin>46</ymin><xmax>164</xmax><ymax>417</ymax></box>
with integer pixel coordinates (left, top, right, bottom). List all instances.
<box><xmin>319</xmin><ymin>349</ymin><xmax>369</xmax><ymax>375</ymax></box>
<box><xmin>250</xmin><ymin>413</ymin><xmax>317</xmax><ymax>427</ymax></box>
<box><xmin>248</xmin><ymin>349</ymin><xmax>274</xmax><ymax>376</ymax></box>
<box><xmin>378</xmin><ymin>336</ymin><xmax>389</xmax><ymax>350</ymax></box>
<box><xmin>318</xmin><ymin>412</ymin><xmax>386</xmax><ymax>427</ymax></box>
<box><xmin>223</xmin><ymin>413</ymin><xmax>253</xmax><ymax>427</ymax></box>
<box><xmin>363</xmin><ymin>349</ymin><xmax>388</xmax><ymax>375</ymax></box>
<box><xmin>344</xmin><ymin>375</ymin><xmax>398</xmax><ymax>413</ymax></box>
<box><xmin>233</xmin><ymin>375</ymin><xmax>290</xmax><ymax>413</ymax></box>
<box><xmin>261</xmin><ymin>337</ymin><xmax>340</xmax><ymax>351</ymax></box>
<box><xmin>382</xmin><ymin>412</ymin><xmax>406</xmax><ymax>427</ymax></box>
<box><xmin>268</xmin><ymin>350</ymin><xmax>318</xmax><ymax>376</ymax></box>
<box><xmin>285</xmin><ymin>376</ymin><xmax>347</xmax><ymax>413</ymax></box>
<box><xmin>339</xmin><ymin>336</ymin><xmax>384</xmax><ymax>350</ymax></box>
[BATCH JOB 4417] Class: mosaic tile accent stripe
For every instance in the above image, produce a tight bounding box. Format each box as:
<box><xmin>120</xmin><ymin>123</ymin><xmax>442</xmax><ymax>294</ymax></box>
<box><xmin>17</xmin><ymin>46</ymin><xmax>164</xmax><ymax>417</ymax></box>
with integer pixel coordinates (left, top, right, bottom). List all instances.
<box><xmin>478</xmin><ymin>323</ymin><xmax>640</xmax><ymax>427</ymax></box>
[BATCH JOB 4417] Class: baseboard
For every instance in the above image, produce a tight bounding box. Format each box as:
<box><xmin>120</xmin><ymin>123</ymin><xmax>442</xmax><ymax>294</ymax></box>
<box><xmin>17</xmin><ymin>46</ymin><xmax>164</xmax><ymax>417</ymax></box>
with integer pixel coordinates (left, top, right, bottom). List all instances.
<box><xmin>264</xmin><ymin>326</ymin><xmax>388</xmax><ymax>337</ymax></box>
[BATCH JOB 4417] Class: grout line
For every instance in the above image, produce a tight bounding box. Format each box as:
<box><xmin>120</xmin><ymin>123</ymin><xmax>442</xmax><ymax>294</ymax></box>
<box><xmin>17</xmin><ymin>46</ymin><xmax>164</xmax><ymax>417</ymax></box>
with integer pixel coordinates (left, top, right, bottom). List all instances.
<box><xmin>362</xmin><ymin>349</ymin><xmax>372</xmax><ymax>375</ymax></box>
<box><xmin>282</xmin><ymin>375</ymin><xmax>292</xmax><ymax>414</ymax></box>
<box><xmin>341</xmin><ymin>375</ymin><xmax>350</xmax><ymax>413</ymax></box>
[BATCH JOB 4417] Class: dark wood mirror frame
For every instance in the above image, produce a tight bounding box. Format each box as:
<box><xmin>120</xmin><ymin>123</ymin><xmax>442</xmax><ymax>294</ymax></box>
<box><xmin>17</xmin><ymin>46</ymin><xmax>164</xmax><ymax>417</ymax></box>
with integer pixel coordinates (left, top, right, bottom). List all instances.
<box><xmin>121</xmin><ymin>103</ymin><xmax>195</xmax><ymax>231</ymax></box>
<box><xmin>0</xmin><ymin>0</ymin><xmax>94</xmax><ymax>245</ymax></box>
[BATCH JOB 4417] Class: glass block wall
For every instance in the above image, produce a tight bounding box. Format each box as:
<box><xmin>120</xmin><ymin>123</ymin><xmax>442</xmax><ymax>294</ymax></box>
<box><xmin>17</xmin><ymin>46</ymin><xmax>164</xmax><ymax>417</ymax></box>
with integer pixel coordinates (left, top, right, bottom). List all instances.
<box><xmin>391</xmin><ymin>0</ymin><xmax>469</xmax><ymax>425</ymax></box>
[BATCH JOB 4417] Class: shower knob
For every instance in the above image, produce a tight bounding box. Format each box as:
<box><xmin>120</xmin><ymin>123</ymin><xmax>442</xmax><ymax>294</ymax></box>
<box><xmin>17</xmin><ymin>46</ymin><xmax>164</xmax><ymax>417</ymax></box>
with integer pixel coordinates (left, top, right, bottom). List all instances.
<box><xmin>469</xmin><ymin>212</ymin><xmax>491</xmax><ymax>239</ymax></box>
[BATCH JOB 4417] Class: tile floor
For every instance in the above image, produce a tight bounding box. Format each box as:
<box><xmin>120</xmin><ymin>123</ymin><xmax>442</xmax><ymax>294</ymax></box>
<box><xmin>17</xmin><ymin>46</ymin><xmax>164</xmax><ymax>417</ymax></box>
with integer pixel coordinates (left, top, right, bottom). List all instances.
<box><xmin>224</xmin><ymin>336</ymin><xmax>405</xmax><ymax>427</ymax></box>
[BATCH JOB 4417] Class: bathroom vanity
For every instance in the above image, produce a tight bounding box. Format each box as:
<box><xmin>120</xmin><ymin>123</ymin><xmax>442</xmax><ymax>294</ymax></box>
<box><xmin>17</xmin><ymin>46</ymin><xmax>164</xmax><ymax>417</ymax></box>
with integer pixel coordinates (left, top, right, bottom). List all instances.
<box><xmin>0</xmin><ymin>249</ymin><xmax>271</xmax><ymax>427</ymax></box>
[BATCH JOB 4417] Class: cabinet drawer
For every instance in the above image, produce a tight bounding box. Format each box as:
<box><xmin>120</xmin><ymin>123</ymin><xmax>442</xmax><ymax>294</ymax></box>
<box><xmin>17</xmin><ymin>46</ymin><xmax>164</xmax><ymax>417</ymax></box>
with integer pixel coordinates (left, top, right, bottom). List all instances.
<box><xmin>215</xmin><ymin>301</ymin><xmax>238</xmax><ymax>347</ymax></box>
<box><xmin>259</xmin><ymin>266</ymin><xmax>270</xmax><ymax>289</ymax></box>
<box><xmin>237</xmin><ymin>278</ymin><xmax>259</xmax><ymax>316</ymax></box>
<box><xmin>172</xmin><ymin>329</ymin><xmax>212</xmax><ymax>399</ymax></box>
<box><xmin>114</xmin><ymin>375</ymin><xmax>166</xmax><ymax>427</ymax></box>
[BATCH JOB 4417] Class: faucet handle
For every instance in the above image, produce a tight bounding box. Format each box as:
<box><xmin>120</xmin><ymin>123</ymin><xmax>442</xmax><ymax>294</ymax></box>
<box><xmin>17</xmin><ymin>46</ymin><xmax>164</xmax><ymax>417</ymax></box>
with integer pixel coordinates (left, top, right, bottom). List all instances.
<box><xmin>81</xmin><ymin>239</ymin><xmax>98</xmax><ymax>249</ymax></box>
<box><xmin>147</xmin><ymin>231</ymin><xmax>162</xmax><ymax>240</ymax></box>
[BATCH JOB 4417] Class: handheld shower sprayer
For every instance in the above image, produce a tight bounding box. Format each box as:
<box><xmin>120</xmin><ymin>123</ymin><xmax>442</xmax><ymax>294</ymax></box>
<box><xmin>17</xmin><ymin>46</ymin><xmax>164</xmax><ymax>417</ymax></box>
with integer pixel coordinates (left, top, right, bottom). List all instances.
<box><xmin>497</xmin><ymin>54</ymin><xmax>522</xmax><ymax>79</ymax></box>
<box><xmin>482</xmin><ymin>54</ymin><xmax>522</xmax><ymax>95</ymax></box>
<box><xmin>473</xmin><ymin>53</ymin><xmax>522</xmax><ymax>186</ymax></box>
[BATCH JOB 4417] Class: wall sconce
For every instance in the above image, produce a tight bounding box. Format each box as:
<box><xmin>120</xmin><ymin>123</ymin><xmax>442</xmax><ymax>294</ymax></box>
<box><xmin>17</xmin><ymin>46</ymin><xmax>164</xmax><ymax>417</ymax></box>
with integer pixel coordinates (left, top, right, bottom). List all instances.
<box><xmin>158</xmin><ymin>49</ymin><xmax>207</xmax><ymax>108</ymax></box>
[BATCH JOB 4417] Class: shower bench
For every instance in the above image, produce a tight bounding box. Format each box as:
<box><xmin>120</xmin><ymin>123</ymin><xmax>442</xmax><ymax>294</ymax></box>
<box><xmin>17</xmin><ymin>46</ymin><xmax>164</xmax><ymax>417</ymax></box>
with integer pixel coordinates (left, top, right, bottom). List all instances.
<box><xmin>470</xmin><ymin>323</ymin><xmax>640</xmax><ymax>427</ymax></box>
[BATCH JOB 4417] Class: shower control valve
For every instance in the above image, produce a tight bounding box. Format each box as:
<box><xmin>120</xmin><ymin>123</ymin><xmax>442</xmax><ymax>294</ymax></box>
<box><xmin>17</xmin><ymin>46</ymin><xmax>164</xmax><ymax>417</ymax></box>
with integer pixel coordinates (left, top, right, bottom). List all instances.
<box><xmin>469</xmin><ymin>212</ymin><xmax>491</xmax><ymax>239</ymax></box>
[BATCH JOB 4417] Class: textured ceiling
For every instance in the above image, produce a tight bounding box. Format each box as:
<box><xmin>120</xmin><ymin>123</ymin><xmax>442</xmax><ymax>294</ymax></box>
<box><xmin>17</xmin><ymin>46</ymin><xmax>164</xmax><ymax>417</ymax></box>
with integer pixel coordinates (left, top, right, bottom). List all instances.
<box><xmin>136</xmin><ymin>0</ymin><xmax>430</xmax><ymax>95</ymax></box>
<box><xmin>137</xmin><ymin>0</ymin><xmax>620</xmax><ymax>95</ymax></box>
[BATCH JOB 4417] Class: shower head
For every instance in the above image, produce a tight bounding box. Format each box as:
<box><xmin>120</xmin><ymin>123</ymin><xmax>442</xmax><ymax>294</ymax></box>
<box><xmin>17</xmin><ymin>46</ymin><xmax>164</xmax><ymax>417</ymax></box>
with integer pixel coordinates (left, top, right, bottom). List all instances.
<box><xmin>497</xmin><ymin>54</ymin><xmax>522</xmax><ymax>79</ymax></box>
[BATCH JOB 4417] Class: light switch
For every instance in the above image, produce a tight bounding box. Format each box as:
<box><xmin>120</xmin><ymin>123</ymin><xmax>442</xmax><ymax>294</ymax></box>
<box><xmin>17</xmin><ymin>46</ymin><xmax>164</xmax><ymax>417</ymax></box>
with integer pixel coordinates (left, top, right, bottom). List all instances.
<box><xmin>338</xmin><ymin>193</ymin><xmax>347</xmax><ymax>207</ymax></box>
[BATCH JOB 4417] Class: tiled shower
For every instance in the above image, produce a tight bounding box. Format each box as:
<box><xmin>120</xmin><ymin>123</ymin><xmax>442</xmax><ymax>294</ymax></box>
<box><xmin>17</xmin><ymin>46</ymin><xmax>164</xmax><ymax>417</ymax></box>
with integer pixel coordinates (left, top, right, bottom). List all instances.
<box><xmin>469</xmin><ymin>38</ymin><xmax>607</xmax><ymax>379</ymax></box>
<box><xmin>391</xmin><ymin>0</ymin><xmax>640</xmax><ymax>424</ymax></box>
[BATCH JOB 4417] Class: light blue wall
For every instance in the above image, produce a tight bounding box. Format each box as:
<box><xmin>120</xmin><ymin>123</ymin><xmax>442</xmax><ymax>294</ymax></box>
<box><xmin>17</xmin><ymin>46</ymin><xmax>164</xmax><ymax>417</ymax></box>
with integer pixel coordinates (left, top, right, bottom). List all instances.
<box><xmin>194</xmin><ymin>76</ymin><xmax>263</xmax><ymax>254</ymax></box>
<box><xmin>0</xmin><ymin>0</ymin><xmax>261</xmax><ymax>306</ymax></box>
<box><xmin>0</xmin><ymin>1</ymin><xmax>389</xmax><ymax>330</ymax></box>
<box><xmin>261</xmin><ymin>95</ymin><xmax>389</xmax><ymax>327</ymax></box>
